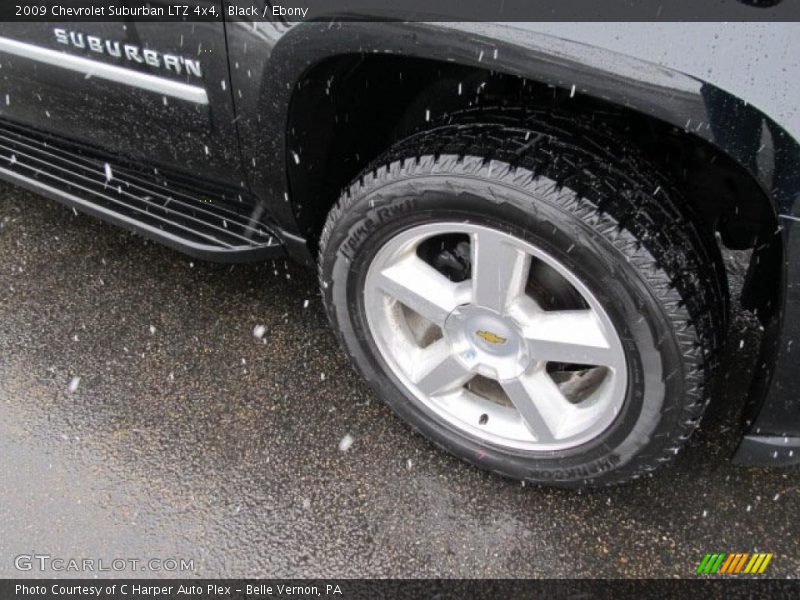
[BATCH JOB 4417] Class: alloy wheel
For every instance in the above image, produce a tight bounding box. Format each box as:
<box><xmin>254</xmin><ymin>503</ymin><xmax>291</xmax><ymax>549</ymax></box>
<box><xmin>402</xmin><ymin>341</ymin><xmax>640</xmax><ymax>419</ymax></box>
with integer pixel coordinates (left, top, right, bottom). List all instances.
<box><xmin>364</xmin><ymin>222</ymin><xmax>628</xmax><ymax>452</ymax></box>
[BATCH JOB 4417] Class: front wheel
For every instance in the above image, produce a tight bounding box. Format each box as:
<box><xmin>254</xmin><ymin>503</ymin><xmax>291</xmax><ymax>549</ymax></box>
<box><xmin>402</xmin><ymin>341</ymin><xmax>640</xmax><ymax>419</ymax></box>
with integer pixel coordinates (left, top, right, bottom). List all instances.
<box><xmin>318</xmin><ymin>117</ymin><xmax>726</xmax><ymax>486</ymax></box>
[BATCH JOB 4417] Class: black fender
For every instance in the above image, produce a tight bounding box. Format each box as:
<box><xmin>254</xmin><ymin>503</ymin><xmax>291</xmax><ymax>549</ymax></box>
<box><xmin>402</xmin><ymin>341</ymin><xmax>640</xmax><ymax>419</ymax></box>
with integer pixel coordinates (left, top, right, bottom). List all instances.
<box><xmin>225</xmin><ymin>20</ymin><xmax>800</xmax><ymax>459</ymax></box>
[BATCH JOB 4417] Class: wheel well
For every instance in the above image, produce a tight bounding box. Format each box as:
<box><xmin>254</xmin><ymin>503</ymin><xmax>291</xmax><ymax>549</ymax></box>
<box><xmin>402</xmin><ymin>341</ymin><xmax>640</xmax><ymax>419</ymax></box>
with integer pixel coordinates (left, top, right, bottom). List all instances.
<box><xmin>286</xmin><ymin>54</ymin><xmax>782</xmax><ymax>321</ymax></box>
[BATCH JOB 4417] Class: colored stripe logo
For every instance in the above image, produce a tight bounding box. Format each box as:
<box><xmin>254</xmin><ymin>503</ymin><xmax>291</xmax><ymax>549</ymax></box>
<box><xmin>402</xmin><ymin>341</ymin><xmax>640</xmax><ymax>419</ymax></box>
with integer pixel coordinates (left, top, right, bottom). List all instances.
<box><xmin>696</xmin><ymin>553</ymin><xmax>773</xmax><ymax>574</ymax></box>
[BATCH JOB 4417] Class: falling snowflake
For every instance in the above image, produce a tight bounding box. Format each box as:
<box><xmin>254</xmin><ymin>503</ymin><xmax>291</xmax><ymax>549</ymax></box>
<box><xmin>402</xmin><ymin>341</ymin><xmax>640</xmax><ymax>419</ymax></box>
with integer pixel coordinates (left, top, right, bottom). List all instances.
<box><xmin>338</xmin><ymin>434</ymin><xmax>354</xmax><ymax>452</ymax></box>
<box><xmin>68</xmin><ymin>376</ymin><xmax>81</xmax><ymax>393</ymax></box>
<box><xmin>253</xmin><ymin>325</ymin><xmax>266</xmax><ymax>339</ymax></box>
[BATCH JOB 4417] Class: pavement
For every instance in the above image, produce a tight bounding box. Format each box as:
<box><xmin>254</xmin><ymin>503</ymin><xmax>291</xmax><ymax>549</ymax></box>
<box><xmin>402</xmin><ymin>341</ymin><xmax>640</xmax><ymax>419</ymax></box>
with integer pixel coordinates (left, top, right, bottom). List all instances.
<box><xmin>1</xmin><ymin>183</ymin><xmax>798</xmax><ymax>579</ymax></box>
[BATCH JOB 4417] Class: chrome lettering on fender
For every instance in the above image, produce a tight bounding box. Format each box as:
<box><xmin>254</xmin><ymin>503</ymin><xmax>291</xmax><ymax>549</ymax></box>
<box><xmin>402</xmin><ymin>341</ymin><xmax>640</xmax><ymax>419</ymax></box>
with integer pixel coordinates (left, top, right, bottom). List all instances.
<box><xmin>54</xmin><ymin>28</ymin><xmax>203</xmax><ymax>78</ymax></box>
<box><xmin>0</xmin><ymin>36</ymin><xmax>207</xmax><ymax>104</ymax></box>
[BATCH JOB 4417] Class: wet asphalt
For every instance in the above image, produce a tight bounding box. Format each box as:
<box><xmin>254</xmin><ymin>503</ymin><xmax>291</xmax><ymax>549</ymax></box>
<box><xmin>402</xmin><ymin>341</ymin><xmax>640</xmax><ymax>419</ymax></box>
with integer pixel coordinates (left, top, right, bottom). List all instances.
<box><xmin>1</xmin><ymin>183</ymin><xmax>799</xmax><ymax>579</ymax></box>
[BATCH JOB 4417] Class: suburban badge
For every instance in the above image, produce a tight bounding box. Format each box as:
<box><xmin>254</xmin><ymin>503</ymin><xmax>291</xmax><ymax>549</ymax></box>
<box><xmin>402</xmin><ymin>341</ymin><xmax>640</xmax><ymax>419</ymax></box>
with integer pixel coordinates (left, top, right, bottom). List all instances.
<box><xmin>53</xmin><ymin>28</ymin><xmax>203</xmax><ymax>78</ymax></box>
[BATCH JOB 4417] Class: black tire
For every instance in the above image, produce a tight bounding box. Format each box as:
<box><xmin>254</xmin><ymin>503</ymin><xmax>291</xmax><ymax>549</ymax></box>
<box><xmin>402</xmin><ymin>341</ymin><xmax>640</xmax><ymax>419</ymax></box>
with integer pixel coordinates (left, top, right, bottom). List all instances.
<box><xmin>318</xmin><ymin>111</ymin><xmax>727</xmax><ymax>486</ymax></box>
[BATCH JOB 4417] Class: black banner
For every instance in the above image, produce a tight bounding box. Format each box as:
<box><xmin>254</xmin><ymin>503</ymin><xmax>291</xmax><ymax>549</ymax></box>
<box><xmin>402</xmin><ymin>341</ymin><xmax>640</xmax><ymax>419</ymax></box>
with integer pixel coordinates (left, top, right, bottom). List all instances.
<box><xmin>3</xmin><ymin>0</ymin><xmax>800</xmax><ymax>23</ymax></box>
<box><xmin>4</xmin><ymin>579</ymin><xmax>800</xmax><ymax>600</ymax></box>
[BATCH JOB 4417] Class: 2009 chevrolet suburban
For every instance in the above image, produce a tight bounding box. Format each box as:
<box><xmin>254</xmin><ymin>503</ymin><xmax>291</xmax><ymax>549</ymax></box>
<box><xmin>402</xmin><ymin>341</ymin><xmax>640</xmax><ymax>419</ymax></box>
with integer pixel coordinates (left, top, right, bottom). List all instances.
<box><xmin>0</xmin><ymin>5</ymin><xmax>798</xmax><ymax>486</ymax></box>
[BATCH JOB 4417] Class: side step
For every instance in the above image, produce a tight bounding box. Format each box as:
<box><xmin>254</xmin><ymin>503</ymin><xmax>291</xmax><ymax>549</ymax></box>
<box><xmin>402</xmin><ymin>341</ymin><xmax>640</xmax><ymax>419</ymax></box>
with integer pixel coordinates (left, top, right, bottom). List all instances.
<box><xmin>0</xmin><ymin>120</ymin><xmax>284</xmax><ymax>262</ymax></box>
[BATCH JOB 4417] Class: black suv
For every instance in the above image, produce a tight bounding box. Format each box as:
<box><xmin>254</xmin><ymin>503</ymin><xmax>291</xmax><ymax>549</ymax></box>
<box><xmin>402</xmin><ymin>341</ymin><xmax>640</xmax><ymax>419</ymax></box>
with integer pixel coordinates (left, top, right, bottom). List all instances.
<box><xmin>0</xmin><ymin>8</ymin><xmax>798</xmax><ymax>486</ymax></box>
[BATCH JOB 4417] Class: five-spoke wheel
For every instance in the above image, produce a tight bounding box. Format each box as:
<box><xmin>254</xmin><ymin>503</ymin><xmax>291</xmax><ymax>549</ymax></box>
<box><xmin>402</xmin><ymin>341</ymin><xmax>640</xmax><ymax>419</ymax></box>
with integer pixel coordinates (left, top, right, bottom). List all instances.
<box><xmin>364</xmin><ymin>223</ymin><xmax>627</xmax><ymax>451</ymax></box>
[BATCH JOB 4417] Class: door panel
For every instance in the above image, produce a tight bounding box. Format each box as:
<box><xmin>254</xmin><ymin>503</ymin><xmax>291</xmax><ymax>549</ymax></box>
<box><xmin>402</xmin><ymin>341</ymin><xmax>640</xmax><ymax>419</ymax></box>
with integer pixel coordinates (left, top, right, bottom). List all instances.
<box><xmin>0</xmin><ymin>16</ymin><xmax>243</xmax><ymax>185</ymax></box>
